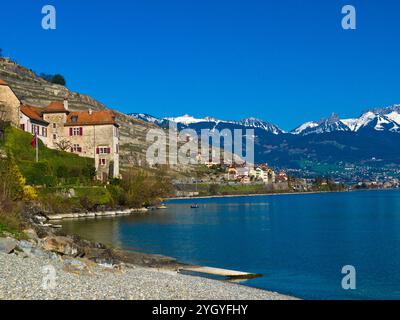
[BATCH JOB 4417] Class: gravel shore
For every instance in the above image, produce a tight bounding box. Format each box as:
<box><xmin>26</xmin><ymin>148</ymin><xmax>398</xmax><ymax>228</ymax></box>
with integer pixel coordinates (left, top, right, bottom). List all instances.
<box><xmin>0</xmin><ymin>252</ymin><xmax>295</xmax><ymax>300</ymax></box>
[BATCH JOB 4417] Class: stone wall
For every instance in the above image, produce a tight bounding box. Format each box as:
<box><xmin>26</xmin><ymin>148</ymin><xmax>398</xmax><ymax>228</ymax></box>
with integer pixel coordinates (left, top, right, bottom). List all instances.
<box><xmin>0</xmin><ymin>85</ymin><xmax>20</xmax><ymax>126</ymax></box>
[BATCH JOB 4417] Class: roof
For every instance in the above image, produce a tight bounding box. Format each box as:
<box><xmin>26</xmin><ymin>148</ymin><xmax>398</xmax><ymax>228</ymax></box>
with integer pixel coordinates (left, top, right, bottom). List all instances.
<box><xmin>0</xmin><ymin>79</ymin><xmax>8</xmax><ymax>86</ymax></box>
<box><xmin>42</xmin><ymin>101</ymin><xmax>68</xmax><ymax>113</ymax></box>
<box><xmin>20</xmin><ymin>105</ymin><xmax>49</xmax><ymax>124</ymax></box>
<box><xmin>65</xmin><ymin>110</ymin><xmax>118</xmax><ymax>127</ymax></box>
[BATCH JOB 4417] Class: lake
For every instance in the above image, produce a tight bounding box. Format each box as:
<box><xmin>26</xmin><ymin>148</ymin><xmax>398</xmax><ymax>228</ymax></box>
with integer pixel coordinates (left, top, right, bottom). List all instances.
<box><xmin>60</xmin><ymin>190</ymin><xmax>400</xmax><ymax>300</ymax></box>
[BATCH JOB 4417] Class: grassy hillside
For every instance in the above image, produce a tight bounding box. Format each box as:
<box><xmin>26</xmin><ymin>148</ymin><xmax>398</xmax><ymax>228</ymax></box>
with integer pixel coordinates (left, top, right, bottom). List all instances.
<box><xmin>0</xmin><ymin>124</ymin><xmax>95</xmax><ymax>186</ymax></box>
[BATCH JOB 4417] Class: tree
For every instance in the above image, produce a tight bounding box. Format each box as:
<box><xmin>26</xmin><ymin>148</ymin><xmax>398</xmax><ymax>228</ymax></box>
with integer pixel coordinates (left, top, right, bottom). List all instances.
<box><xmin>55</xmin><ymin>139</ymin><xmax>73</xmax><ymax>151</ymax></box>
<box><xmin>51</xmin><ymin>74</ymin><xmax>66</xmax><ymax>86</ymax></box>
<box><xmin>39</xmin><ymin>73</ymin><xmax>66</xmax><ymax>86</ymax></box>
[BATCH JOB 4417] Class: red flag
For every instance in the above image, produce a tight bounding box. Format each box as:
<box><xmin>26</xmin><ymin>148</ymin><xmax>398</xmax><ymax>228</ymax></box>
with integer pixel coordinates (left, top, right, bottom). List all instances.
<box><xmin>31</xmin><ymin>135</ymin><xmax>37</xmax><ymax>148</ymax></box>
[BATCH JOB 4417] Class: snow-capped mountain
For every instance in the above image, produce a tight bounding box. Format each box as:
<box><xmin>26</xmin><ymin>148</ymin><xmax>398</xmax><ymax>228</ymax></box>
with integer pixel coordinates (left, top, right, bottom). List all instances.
<box><xmin>129</xmin><ymin>113</ymin><xmax>284</xmax><ymax>134</ymax></box>
<box><xmin>236</xmin><ymin>117</ymin><xmax>284</xmax><ymax>134</ymax></box>
<box><xmin>130</xmin><ymin>104</ymin><xmax>400</xmax><ymax>137</ymax></box>
<box><xmin>129</xmin><ymin>105</ymin><xmax>400</xmax><ymax>176</ymax></box>
<box><xmin>292</xmin><ymin>106</ymin><xmax>400</xmax><ymax>135</ymax></box>
<box><xmin>130</xmin><ymin>113</ymin><xmax>163</xmax><ymax>125</ymax></box>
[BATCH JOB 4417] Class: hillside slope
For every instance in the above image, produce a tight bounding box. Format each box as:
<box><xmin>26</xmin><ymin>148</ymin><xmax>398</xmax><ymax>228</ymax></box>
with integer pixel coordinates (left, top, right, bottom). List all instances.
<box><xmin>0</xmin><ymin>57</ymin><xmax>156</xmax><ymax>170</ymax></box>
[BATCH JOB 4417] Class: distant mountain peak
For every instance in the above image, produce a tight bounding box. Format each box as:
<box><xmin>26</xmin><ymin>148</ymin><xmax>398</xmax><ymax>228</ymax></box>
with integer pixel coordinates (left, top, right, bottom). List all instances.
<box><xmin>129</xmin><ymin>113</ymin><xmax>284</xmax><ymax>134</ymax></box>
<box><xmin>292</xmin><ymin>105</ymin><xmax>400</xmax><ymax>135</ymax></box>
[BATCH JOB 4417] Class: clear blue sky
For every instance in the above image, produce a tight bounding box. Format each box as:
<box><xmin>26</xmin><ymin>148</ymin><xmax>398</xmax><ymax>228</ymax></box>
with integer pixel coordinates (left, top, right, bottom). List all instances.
<box><xmin>1</xmin><ymin>0</ymin><xmax>400</xmax><ymax>130</ymax></box>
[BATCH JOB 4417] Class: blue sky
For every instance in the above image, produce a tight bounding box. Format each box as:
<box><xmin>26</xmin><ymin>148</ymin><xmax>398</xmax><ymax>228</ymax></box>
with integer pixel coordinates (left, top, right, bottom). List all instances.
<box><xmin>1</xmin><ymin>0</ymin><xmax>400</xmax><ymax>130</ymax></box>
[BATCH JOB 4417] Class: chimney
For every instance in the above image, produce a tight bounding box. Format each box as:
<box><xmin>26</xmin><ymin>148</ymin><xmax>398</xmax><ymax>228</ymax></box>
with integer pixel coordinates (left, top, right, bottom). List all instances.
<box><xmin>63</xmin><ymin>99</ymin><xmax>69</xmax><ymax>111</ymax></box>
<box><xmin>88</xmin><ymin>108</ymin><xmax>93</xmax><ymax>115</ymax></box>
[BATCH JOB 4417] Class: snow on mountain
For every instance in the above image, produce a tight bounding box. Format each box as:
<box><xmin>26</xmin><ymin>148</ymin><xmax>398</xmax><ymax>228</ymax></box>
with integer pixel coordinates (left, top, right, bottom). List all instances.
<box><xmin>129</xmin><ymin>113</ymin><xmax>162</xmax><ymax>124</ymax></box>
<box><xmin>236</xmin><ymin>117</ymin><xmax>285</xmax><ymax>134</ymax></box>
<box><xmin>165</xmin><ymin>114</ymin><xmax>209</xmax><ymax>125</ymax></box>
<box><xmin>129</xmin><ymin>113</ymin><xmax>284</xmax><ymax>134</ymax></box>
<box><xmin>292</xmin><ymin>121</ymin><xmax>319</xmax><ymax>135</ymax></box>
<box><xmin>292</xmin><ymin>107</ymin><xmax>400</xmax><ymax>135</ymax></box>
<box><xmin>130</xmin><ymin>104</ymin><xmax>400</xmax><ymax>137</ymax></box>
<box><xmin>386</xmin><ymin>111</ymin><xmax>400</xmax><ymax>124</ymax></box>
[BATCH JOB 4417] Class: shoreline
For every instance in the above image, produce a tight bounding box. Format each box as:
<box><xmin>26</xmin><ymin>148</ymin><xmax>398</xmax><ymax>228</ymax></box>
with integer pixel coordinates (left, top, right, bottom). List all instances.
<box><xmin>167</xmin><ymin>189</ymin><xmax>347</xmax><ymax>201</ymax></box>
<box><xmin>167</xmin><ymin>187</ymin><xmax>399</xmax><ymax>201</ymax></box>
<box><xmin>0</xmin><ymin>242</ymin><xmax>297</xmax><ymax>300</ymax></box>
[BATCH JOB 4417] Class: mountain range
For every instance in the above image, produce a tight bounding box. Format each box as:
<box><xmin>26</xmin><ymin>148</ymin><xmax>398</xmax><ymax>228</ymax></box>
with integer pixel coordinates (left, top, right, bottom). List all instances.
<box><xmin>131</xmin><ymin>105</ymin><xmax>400</xmax><ymax>136</ymax></box>
<box><xmin>129</xmin><ymin>106</ymin><xmax>400</xmax><ymax>180</ymax></box>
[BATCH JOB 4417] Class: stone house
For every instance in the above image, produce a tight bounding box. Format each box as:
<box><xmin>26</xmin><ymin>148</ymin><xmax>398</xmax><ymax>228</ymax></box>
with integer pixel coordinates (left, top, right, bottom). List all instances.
<box><xmin>0</xmin><ymin>79</ymin><xmax>120</xmax><ymax>181</ymax></box>
<box><xmin>249</xmin><ymin>165</ymin><xmax>276</xmax><ymax>184</ymax></box>
<box><xmin>0</xmin><ymin>80</ymin><xmax>20</xmax><ymax>125</ymax></box>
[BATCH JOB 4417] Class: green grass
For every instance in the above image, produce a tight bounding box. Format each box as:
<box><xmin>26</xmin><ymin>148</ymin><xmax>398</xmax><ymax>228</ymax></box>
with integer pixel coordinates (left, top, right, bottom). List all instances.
<box><xmin>1</xmin><ymin>125</ymin><xmax>95</xmax><ymax>186</ymax></box>
<box><xmin>0</xmin><ymin>217</ymin><xmax>26</xmax><ymax>239</ymax></box>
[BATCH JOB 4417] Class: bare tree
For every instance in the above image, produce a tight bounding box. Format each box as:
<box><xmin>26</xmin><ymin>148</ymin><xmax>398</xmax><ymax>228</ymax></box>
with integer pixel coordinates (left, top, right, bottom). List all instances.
<box><xmin>55</xmin><ymin>139</ymin><xmax>73</xmax><ymax>151</ymax></box>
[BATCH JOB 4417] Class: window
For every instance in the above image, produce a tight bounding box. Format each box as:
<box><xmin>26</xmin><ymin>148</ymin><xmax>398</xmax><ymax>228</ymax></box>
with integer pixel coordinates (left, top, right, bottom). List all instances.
<box><xmin>96</xmin><ymin>146</ymin><xmax>111</xmax><ymax>154</ymax></box>
<box><xmin>116</xmin><ymin>144</ymin><xmax>119</xmax><ymax>154</ymax></box>
<box><xmin>71</xmin><ymin>116</ymin><xmax>78</xmax><ymax>123</ymax></box>
<box><xmin>20</xmin><ymin>124</ymin><xmax>25</xmax><ymax>131</ymax></box>
<box><xmin>31</xmin><ymin>125</ymin><xmax>39</xmax><ymax>135</ymax></box>
<box><xmin>69</xmin><ymin>127</ymin><xmax>83</xmax><ymax>136</ymax></box>
<box><xmin>53</xmin><ymin>134</ymin><xmax>57</xmax><ymax>140</ymax></box>
<box><xmin>53</xmin><ymin>123</ymin><xmax>57</xmax><ymax>129</ymax></box>
<box><xmin>72</xmin><ymin>144</ymin><xmax>82</xmax><ymax>153</ymax></box>
<box><xmin>99</xmin><ymin>159</ymin><xmax>106</xmax><ymax>166</ymax></box>
<box><xmin>41</xmin><ymin>127</ymin><xmax>47</xmax><ymax>137</ymax></box>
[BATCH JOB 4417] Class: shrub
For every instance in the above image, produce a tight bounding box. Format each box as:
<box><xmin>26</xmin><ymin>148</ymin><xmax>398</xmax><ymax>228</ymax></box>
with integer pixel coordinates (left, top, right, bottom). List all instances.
<box><xmin>23</xmin><ymin>185</ymin><xmax>38</xmax><ymax>201</ymax></box>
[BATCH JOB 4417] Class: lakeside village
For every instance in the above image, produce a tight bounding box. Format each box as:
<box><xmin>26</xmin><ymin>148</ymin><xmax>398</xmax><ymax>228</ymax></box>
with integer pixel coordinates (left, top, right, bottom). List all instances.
<box><xmin>1</xmin><ymin>77</ymin><xmax>395</xmax><ymax>210</ymax></box>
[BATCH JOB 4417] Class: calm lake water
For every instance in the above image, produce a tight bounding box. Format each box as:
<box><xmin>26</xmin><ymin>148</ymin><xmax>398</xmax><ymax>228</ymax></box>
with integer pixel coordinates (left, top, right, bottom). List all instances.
<box><xmin>61</xmin><ymin>190</ymin><xmax>400</xmax><ymax>300</ymax></box>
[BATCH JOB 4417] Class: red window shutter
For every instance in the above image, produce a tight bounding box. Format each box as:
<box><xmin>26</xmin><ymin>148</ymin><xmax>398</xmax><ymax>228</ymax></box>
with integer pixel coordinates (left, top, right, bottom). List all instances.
<box><xmin>96</xmin><ymin>147</ymin><xmax>99</xmax><ymax>154</ymax></box>
<box><xmin>108</xmin><ymin>147</ymin><xmax>111</xmax><ymax>154</ymax></box>
<box><xmin>69</xmin><ymin>128</ymin><xmax>73</xmax><ymax>136</ymax></box>
<box><xmin>80</xmin><ymin>127</ymin><xmax>83</xmax><ymax>136</ymax></box>
<box><xmin>78</xmin><ymin>147</ymin><xmax>82</xmax><ymax>153</ymax></box>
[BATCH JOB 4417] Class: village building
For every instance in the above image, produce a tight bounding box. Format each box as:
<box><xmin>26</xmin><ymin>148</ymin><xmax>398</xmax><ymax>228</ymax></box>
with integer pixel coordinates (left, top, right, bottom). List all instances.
<box><xmin>0</xmin><ymin>79</ymin><xmax>120</xmax><ymax>181</ymax></box>
<box><xmin>276</xmin><ymin>171</ymin><xmax>288</xmax><ymax>182</ymax></box>
<box><xmin>249</xmin><ymin>164</ymin><xmax>276</xmax><ymax>184</ymax></box>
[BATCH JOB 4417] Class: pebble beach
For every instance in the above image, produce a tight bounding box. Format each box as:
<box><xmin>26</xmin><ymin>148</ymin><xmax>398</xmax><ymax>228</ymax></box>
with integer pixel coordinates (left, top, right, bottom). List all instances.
<box><xmin>0</xmin><ymin>252</ymin><xmax>296</xmax><ymax>300</ymax></box>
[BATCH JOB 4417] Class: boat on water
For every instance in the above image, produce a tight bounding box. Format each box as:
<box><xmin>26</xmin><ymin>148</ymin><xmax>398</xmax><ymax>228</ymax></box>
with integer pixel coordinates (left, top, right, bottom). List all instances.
<box><xmin>156</xmin><ymin>204</ymin><xmax>167</xmax><ymax>209</ymax></box>
<box><xmin>190</xmin><ymin>204</ymin><xmax>199</xmax><ymax>209</ymax></box>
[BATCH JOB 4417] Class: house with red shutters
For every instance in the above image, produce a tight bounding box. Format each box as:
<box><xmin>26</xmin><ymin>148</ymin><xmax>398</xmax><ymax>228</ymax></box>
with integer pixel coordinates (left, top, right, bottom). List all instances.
<box><xmin>2</xmin><ymin>79</ymin><xmax>120</xmax><ymax>180</ymax></box>
<box><xmin>19</xmin><ymin>98</ymin><xmax>120</xmax><ymax>181</ymax></box>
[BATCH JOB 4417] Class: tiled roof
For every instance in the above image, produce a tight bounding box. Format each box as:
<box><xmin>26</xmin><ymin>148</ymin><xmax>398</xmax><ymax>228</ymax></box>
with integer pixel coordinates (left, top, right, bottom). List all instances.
<box><xmin>20</xmin><ymin>100</ymin><xmax>118</xmax><ymax>127</ymax></box>
<box><xmin>43</xmin><ymin>101</ymin><xmax>68</xmax><ymax>113</ymax></box>
<box><xmin>20</xmin><ymin>105</ymin><xmax>49</xmax><ymax>124</ymax></box>
<box><xmin>65</xmin><ymin>110</ymin><xmax>118</xmax><ymax>126</ymax></box>
<box><xmin>0</xmin><ymin>79</ymin><xmax>8</xmax><ymax>86</ymax></box>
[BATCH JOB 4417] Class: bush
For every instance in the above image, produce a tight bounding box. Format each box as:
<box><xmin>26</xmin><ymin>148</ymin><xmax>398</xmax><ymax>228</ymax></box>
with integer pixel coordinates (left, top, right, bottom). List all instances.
<box><xmin>107</xmin><ymin>185</ymin><xmax>127</xmax><ymax>207</ymax></box>
<box><xmin>120</xmin><ymin>169</ymin><xmax>174</xmax><ymax>208</ymax></box>
<box><xmin>39</xmin><ymin>73</ymin><xmax>66</xmax><ymax>86</ymax></box>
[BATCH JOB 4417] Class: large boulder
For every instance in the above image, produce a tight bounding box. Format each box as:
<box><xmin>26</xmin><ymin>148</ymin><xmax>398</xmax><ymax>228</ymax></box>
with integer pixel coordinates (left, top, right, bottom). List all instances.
<box><xmin>41</xmin><ymin>236</ymin><xmax>78</xmax><ymax>256</ymax></box>
<box><xmin>0</xmin><ymin>237</ymin><xmax>17</xmax><ymax>254</ymax></box>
